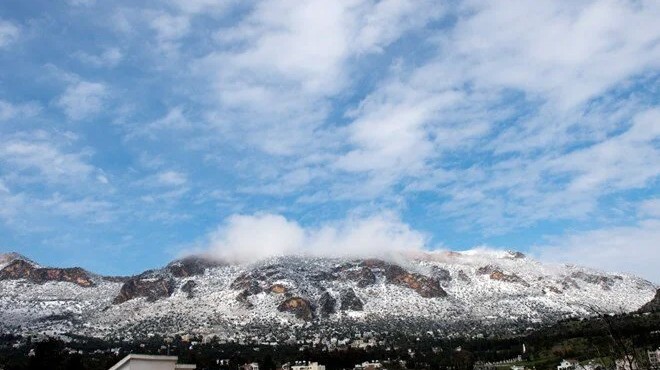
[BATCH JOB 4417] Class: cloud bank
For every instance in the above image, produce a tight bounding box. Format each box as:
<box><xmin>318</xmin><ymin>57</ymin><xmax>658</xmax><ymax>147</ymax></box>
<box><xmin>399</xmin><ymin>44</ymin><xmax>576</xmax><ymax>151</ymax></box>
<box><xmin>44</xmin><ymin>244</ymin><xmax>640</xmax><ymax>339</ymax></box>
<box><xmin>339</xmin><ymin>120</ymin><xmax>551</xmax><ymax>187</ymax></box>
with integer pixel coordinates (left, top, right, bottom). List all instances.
<box><xmin>205</xmin><ymin>212</ymin><xmax>427</xmax><ymax>263</ymax></box>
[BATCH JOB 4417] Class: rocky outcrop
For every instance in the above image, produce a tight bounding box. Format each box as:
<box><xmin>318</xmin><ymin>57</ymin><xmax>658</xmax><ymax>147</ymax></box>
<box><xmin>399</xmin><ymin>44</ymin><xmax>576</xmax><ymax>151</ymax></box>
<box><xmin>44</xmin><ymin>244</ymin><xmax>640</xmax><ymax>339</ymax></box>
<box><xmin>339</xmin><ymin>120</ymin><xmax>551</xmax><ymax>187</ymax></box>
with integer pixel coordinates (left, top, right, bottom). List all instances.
<box><xmin>0</xmin><ymin>259</ymin><xmax>95</xmax><ymax>287</ymax></box>
<box><xmin>545</xmin><ymin>286</ymin><xmax>563</xmax><ymax>294</ymax></box>
<box><xmin>476</xmin><ymin>265</ymin><xmax>499</xmax><ymax>275</ymax></box>
<box><xmin>359</xmin><ymin>259</ymin><xmax>447</xmax><ymax>298</ymax></box>
<box><xmin>432</xmin><ymin>267</ymin><xmax>452</xmax><ymax>282</ymax></box>
<box><xmin>230</xmin><ymin>271</ymin><xmax>266</xmax><ymax>291</ymax></box>
<box><xmin>113</xmin><ymin>277</ymin><xmax>175</xmax><ymax>304</ymax></box>
<box><xmin>278</xmin><ymin>297</ymin><xmax>314</xmax><ymax>320</ymax></box>
<box><xmin>571</xmin><ymin>271</ymin><xmax>615</xmax><ymax>290</ymax></box>
<box><xmin>477</xmin><ymin>265</ymin><xmax>529</xmax><ymax>287</ymax></box>
<box><xmin>344</xmin><ymin>267</ymin><xmax>377</xmax><ymax>287</ymax></box>
<box><xmin>236</xmin><ymin>289</ymin><xmax>254</xmax><ymax>308</ymax></box>
<box><xmin>180</xmin><ymin>280</ymin><xmax>197</xmax><ymax>299</ymax></box>
<box><xmin>166</xmin><ymin>256</ymin><xmax>224</xmax><ymax>278</ymax></box>
<box><xmin>490</xmin><ymin>270</ymin><xmax>529</xmax><ymax>287</ymax></box>
<box><xmin>340</xmin><ymin>288</ymin><xmax>363</xmax><ymax>311</ymax></box>
<box><xmin>457</xmin><ymin>270</ymin><xmax>471</xmax><ymax>282</ymax></box>
<box><xmin>506</xmin><ymin>251</ymin><xmax>526</xmax><ymax>259</ymax></box>
<box><xmin>269</xmin><ymin>283</ymin><xmax>288</xmax><ymax>294</ymax></box>
<box><xmin>318</xmin><ymin>291</ymin><xmax>337</xmax><ymax>316</ymax></box>
<box><xmin>638</xmin><ymin>289</ymin><xmax>660</xmax><ymax>313</ymax></box>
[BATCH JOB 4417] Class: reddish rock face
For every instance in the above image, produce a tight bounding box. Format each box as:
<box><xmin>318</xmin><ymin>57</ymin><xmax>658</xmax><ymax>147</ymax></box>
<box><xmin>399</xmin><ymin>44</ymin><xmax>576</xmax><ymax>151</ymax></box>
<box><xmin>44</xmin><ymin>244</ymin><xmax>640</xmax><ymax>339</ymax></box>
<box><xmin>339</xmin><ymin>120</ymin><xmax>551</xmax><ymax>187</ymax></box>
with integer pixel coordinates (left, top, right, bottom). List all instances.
<box><xmin>362</xmin><ymin>259</ymin><xmax>447</xmax><ymax>298</ymax></box>
<box><xmin>269</xmin><ymin>284</ymin><xmax>288</xmax><ymax>294</ymax></box>
<box><xmin>113</xmin><ymin>277</ymin><xmax>175</xmax><ymax>304</ymax></box>
<box><xmin>0</xmin><ymin>260</ymin><xmax>95</xmax><ymax>287</ymax></box>
<box><xmin>389</xmin><ymin>270</ymin><xmax>447</xmax><ymax>298</ymax></box>
<box><xmin>488</xmin><ymin>270</ymin><xmax>529</xmax><ymax>287</ymax></box>
<box><xmin>0</xmin><ymin>260</ymin><xmax>35</xmax><ymax>279</ymax></box>
<box><xmin>278</xmin><ymin>297</ymin><xmax>314</xmax><ymax>320</ymax></box>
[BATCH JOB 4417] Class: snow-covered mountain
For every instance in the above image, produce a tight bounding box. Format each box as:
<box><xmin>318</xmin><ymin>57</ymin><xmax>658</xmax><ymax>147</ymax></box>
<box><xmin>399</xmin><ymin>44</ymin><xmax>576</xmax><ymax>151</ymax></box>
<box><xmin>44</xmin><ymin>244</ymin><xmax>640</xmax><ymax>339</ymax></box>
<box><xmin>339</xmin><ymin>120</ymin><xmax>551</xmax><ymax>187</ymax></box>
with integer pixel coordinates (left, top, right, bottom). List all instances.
<box><xmin>0</xmin><ymin>250</ymin><xmax>655</xmax><ymax>341</ymax></box>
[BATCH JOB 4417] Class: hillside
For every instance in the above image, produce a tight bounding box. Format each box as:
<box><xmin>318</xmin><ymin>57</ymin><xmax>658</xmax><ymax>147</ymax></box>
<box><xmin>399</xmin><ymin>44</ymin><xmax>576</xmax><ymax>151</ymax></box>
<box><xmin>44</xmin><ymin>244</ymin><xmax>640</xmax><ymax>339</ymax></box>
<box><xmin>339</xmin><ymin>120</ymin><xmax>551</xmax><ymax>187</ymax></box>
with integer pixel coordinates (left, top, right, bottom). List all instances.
<box><xmin>0</xmin><ymin>250</ymin><xmax>655</xmax><ymax>341</ymax></box>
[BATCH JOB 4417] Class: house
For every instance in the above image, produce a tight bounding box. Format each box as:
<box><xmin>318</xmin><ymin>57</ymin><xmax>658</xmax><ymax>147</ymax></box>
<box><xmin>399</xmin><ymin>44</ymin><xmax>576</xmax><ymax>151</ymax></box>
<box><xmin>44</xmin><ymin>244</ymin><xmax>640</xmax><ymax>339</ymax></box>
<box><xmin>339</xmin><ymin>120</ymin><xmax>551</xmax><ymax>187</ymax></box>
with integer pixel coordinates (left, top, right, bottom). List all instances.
<box><xmin>558</xmin><ymin>359</ymin><xmax>581</xmax><ymax>370</ymax></box>
<box><xmin>354</xmin><ymin>361</ymin><xmax>383</xmax><ymax>370</ymax></box>
<box><xmin>649</xmin><ymin>348</ymin><xmax>660</xmax><ymax>369</ymax></box>
<box><xmin>615</xmin><ymin>356</ymin><xmax>638</xmax><ymax>370</ymax></box>
<box><xmin>242</xmin><ymin>363</ymin><xmax>260</xmax><ymax>370</ymax></box>
<box><xmin>108</xmin><ymin>354</ymin><xmax>196</xmax><ymax>370</ymax></box>
<box><xmin>290</xmin><ymin>361</ymin><xmax>325</xmax><ymax>370</ymax></box>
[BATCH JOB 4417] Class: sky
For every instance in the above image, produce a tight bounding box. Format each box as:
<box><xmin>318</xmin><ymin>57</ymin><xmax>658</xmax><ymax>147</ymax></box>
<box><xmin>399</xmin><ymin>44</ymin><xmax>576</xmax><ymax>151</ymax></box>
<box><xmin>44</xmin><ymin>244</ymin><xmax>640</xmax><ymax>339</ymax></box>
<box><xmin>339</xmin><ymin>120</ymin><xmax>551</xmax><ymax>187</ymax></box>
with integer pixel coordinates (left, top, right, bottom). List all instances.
<box><xmin>0</xmin><ymin>0</ymin><xmax>658</xmax><ymax>282</ymax></box>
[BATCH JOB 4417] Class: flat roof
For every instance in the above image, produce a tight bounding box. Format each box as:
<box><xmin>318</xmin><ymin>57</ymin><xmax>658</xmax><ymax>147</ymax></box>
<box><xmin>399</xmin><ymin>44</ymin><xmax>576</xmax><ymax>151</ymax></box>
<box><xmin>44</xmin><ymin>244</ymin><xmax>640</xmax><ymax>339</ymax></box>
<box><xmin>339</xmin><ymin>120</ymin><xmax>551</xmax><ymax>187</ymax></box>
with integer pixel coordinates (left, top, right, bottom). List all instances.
<box><xmin>109</xmin><ymin>354</ymin><xmax>195</xmax><ymax>370</ymax></box>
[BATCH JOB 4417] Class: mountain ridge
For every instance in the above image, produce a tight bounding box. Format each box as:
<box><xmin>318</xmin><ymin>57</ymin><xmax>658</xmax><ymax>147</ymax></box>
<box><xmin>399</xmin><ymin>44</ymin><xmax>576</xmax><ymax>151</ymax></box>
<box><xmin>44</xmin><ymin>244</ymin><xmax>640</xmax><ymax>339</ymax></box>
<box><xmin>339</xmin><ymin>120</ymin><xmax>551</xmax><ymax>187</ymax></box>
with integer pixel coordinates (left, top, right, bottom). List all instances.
<box><xmin>0</xmin><ymin>250</ymin><xmax>656</xmax><ymax>341</ymax></box>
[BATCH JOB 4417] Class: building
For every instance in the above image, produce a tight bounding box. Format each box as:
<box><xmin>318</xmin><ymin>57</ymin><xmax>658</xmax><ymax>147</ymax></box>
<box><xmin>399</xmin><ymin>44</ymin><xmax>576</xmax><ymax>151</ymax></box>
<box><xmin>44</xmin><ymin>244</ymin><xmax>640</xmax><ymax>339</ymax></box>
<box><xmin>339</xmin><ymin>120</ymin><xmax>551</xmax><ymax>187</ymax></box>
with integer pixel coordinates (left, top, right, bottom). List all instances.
<box><xmin>615</xmin><ymin>356</ymin><xmax>639</xmax><ymax>370</ymax></box>
<box><xmin>649</xmin><ymin>348</ymin><xmax>660</xmax><ymax>369</ymax></box>
<box><xmin>354</xmin><ymin>362</ymin><xmax>383</xmax><ymax>370</ymax></box>
<box><xmin>558</xmin><ymin>359</ymin><xmax>581</xmax><ymax>370</ymax></box>
<box><xmin>108</xmin><ymin>354</ymin><xmax>196</xmax><ymax>370</ymax></box>
<box><xmin>242</xmin><ymin>363</ymin><xmax>259</xmax><ymax>370</ymax></box>
<box><xmin>290</xmin><ymin>361</ymin><xmax>325</xmax><ymax>370</ymax></box>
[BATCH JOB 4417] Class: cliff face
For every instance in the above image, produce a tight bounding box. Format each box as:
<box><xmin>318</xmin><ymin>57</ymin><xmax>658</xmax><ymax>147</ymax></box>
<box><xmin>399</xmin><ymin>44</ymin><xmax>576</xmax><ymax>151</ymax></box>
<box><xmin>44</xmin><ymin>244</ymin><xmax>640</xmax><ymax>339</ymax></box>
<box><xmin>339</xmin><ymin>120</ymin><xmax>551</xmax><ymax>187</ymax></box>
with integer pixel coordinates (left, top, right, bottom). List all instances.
<box><xmin>113</xmin><ymin>277</ymin><xmax>175</xmax><ymax>304</ymax></box>
<box><xmin>165</xmin><ymin>256</ymin><xmax>226</xmax><ymax>278</ymax></box>
<box><xmin>0</xmin><ymin>259</ymin><xmax>95</xmax><ymax>287</ymax></box>
<box><xmin>278</xmin><ymin>297</ymin><xmax>314</xmax><ymax>320</ymax></box>
<box><xmin>639</xmin><ymin>289</ymin><xmax>660</xmax><ymax>313</ymax></box>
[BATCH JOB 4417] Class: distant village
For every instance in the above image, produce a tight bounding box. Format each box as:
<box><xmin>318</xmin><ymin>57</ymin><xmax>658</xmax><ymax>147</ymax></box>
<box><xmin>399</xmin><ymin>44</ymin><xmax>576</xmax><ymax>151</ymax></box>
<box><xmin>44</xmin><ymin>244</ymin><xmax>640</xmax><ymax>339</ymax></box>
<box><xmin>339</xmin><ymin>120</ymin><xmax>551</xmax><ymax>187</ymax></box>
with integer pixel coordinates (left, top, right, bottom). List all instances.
<box><xmin>83</xmin><ymin>346</ymin><xmax>660</xmax><ymax>370</ymax></box>
<box><xmin>2</xmin><ymin>328</ymin><xmax>659</xmax><ymax>370</ymax></box>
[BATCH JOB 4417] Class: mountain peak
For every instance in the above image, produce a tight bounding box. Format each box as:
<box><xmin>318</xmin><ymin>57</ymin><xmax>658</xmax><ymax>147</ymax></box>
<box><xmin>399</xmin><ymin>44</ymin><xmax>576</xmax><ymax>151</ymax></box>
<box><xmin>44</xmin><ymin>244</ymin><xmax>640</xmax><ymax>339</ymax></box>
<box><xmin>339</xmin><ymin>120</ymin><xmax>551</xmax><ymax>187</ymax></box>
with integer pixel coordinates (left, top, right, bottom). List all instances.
<box><xmin>0</xmin><ymin>252</ymin><xmax>36</xmax><ymax>268</ymax></box>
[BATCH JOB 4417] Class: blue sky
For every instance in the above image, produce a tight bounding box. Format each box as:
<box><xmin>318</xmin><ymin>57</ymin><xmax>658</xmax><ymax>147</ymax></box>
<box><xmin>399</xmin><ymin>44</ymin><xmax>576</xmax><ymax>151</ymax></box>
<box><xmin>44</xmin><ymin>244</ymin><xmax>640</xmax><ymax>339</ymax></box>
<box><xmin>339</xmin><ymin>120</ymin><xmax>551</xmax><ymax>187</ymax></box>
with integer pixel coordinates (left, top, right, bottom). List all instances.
<box><xmin>0</xmin><ymin>0</ymin><xmax>659</xmax><ymax>281</ymax></box>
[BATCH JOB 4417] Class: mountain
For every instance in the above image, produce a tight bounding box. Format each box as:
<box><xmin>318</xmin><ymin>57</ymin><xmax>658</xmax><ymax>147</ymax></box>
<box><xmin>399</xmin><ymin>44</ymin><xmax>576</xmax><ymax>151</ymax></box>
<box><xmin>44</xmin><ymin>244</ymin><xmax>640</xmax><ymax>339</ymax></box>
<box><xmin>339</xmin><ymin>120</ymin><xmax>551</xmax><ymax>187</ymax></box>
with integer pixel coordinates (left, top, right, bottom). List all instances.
<box><xmin>0</xmin><ymin>251</ymin><xmax>655</xmax><ymax>341</ymax></box>
<box><xmin>639</xmin><ymin>289</ymin><xmax>660</xmax><ymax>313</ymax></box>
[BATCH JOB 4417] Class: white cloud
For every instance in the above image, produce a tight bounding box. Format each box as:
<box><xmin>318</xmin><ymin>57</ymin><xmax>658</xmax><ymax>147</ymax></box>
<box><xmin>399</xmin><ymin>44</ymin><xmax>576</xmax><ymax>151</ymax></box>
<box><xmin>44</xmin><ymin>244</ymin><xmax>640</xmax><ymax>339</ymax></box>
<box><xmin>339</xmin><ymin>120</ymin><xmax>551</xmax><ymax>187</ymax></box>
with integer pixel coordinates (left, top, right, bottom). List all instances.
<box><xmin>169</xmin><ymin>0</ymin><xmax>234</xmax><ymax>15</ymax></box>
<box><xmin>196</xmin><ymin>0</ymin><xmax>442</xmax><ymax>155</ymax></box>
<box><xmin>448</xmin><ymin>0</ymin><xmax>660</xmax><ymax>109</ymax></box>
<box><xmin>68</xmin><ymin>0</ymin><xmax>95</xmax><ymax>6</ymax></box>
<box><xmin>127</xmin><ymin>107</ymin><xmax>193</xmax><ymax>140</ymax></box>
<box><xmin>75</xmin><ymin>47</ymin><xmax>123</xmax><ymax>67</ymax></box>
<box><xmin>156</xmin><ymin>170</ymin><xmax>187</xmax><ymax>187</ymax></box>
<box><xmin>0</xmin><ymin>100</ymin><xmax>40</xmax><ymax>121</ymax></box>
<box><xmin>148</xmin><ymin>11</ymin><xmax>191</xmax><ymax>52</ymax></box>
<box><xmin>639</xmin><ymin>198</ymin><xmax>660</xmax><ymax>218</ymax></box>
<box><xmin>0</xmin><ymin>132</ymin><xmax>96</xmax><ymax>184</ymax></box>
<box><xmin>534</xmin><ymin>218</ymin><xmax>660</xmax><ymax>284</ymax></box>
<box><xmin>548</xmin><ymin>108</ymin><xmax>660</xmax><ymax>193</ymax></box>
<box><xmin>0</xmin><ymin>20</ymin><xmax>19</xmax><ymax>48</ymax></box>
<box><xmin>326</xmin><ymin>0</ymin><xmax>660</xmax><ymax>229</ymax></box>
<box><xmin>205</xmin><ymin>212</ymin><xmax>427</xmax><ymax>263</ymax></box>
<box><xmin>56</xmin><ymin>80</ymin><xmax>108</xmax><ymax>120</ymax></box>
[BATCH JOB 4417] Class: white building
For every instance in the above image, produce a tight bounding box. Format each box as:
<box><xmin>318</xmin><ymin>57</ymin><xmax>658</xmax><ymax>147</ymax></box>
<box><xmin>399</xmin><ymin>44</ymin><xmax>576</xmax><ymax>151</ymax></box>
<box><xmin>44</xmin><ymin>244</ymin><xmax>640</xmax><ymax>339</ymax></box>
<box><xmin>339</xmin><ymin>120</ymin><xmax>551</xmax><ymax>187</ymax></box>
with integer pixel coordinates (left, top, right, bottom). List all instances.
<box><xmin>242</xmin><ymin>363</ymin><xmax>259</xmax><ymax>370</ymax></box>
<box><xmin>109</xmin><ymin>354</ymin><xmax>196</xmax><ymax>370</ymax></box>
<box><xmin>354</xmin><ymin>362</ymin><xmax>383</xmax><ymax>370</ymax></box>
<box><xmin>557</xmin><ymin>359</ymin><xmax>582</xmax><ymax>370</ymax></box>
<box><xmin>291</xmin><ymin>361</ymin><xmax>325</xmax><ymax>370</ymax></box>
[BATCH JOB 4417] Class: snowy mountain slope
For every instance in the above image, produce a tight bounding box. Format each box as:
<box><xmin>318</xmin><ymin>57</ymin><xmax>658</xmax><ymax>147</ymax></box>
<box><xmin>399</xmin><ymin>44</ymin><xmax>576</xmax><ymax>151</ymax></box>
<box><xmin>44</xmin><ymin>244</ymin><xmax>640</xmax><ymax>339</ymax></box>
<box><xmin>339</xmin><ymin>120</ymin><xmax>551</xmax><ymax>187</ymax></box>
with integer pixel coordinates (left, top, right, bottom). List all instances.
<box><xmin>0</xmin><ymin>251</ymin><xmax>655</xmax><ymax>340</ymax></box>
